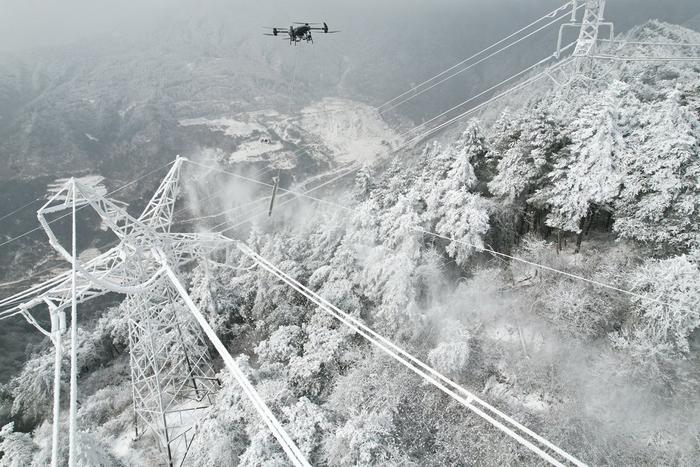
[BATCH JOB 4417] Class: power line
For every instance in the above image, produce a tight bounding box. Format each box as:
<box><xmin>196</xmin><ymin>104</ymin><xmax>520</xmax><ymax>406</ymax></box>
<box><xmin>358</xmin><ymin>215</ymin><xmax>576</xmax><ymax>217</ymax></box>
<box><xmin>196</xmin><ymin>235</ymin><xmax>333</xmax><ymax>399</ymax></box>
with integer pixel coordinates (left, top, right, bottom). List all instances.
<box><xmin>198</xmin><ymin>153</ymin><xmax>679</xmax><ymax>310</ymax></box>
<box><xmin>277</xmin><ymin>2</ymin><xmax>575</xmax><ymax>130</ymax></box>
<box><xmin>212</xmin><ymin>163</ymin><xmax>361</xmax><ymax>233</ymax></box>
<box><xmin>238</xmin><ymin>245</ymin><xmax>586</xmax><ymax>467</ymax></box>
<box><xmin>399</xmin><ymin>44</ymin><xmax>574</xmax><ymax>142</ymax></box>
<box><xmin>178</xmin><ymin>197</ymin><xmax>271</xmax><ymax>225</ymax></box>
<box><xmin>599</xmin><ymin>40</ymin><xmax>700</xmax><ymax>47</ymax></box>
<box><xmin>590</xmin><ymin>54</ymin><xmax>700</xmax><ymax>62</ymax></box>
<box><xmin>0</xmin><ymin>197</ymin><xmax>44</xmax><ymax>223</ymax></box>
<box><xmin>399</xmin><ymin>57</ymin><xmax>574</xmax><ymax>150</ymax></box>
<box><xmin>413</xmin><ymin>229</ymin><xmax>678</xmax><ymax>308</ymax></box>
<box><xmin>380</xmin><ymin>7</ymin><xmax>581</xmax><ymax>114</ymax></box>
<box><xmin>184</xmin><ymin>56</ymin><xmax>575</xmax><ymax>222</ymax></box>
<box><xmin>164</xmin><ymin>263</ymin><xmax>310</xmax><ymax>467</ymax></box>
<box><xmin>184</xmin><ymin>160</ymin><xmax>358</xmax><ymax>213</ymax></box>
<box><xmin>377</xmin><ymin>1</ymin><xmax>576</xmax><ymax>111</ymax></box>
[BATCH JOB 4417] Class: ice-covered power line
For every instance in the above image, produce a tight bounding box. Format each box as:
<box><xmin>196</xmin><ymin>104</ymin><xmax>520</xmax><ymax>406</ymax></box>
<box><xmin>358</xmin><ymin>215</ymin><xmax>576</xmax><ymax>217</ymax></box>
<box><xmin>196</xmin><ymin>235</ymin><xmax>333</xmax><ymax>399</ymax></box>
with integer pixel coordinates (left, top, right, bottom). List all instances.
<box><xmin>217</xmin><ymin>163</ymin><xmax>363</xmax><ymax>233</ymax></box>
<box><xmin>285</xmin><ymin>1</ymin><xmax>578</xmax><ymax>127</ymax></box>
<box><xmin>398</xmin><ymin>57</ymin><xmax>576</xmax><ymax>149</ymax></box>
<box><xmin>162</xmin><ymin>260</ymin><xmax>310</xmax><ymax>467</ymax></box>
<box><xmin>0</xmin><ymin>197</ymin><xmax>43</xmax><ymax>223</ymax></box>
<box><xmin>0</xmin><ymin>158</ymin><xmax>308</xmax><ymax>467</ymax></box>
<box><xmin>590</xmin><ymin>54</ymin><xmax>700</xmax><ymax>62</ymax></box>
<box><xmin>185</xmin><ymin>159</ymin><xmax>360</xmax><ymax>215</ymax></box>
<box><xmin>192</xmin><ymin>157</ymin><xmax>679</xmax><ymax>310</ymax></box>
<box><xmin>599</xmin><ymin>40</ymin><xmax>700</xmax><ymax>47</ymax></box>
<box><xmin>179</xmin><ymin>196</ymin><xmax>272</xmax><ymax>225</ymax></box>
<box><xmin>377</xmin><ymin>1</ymin><xmax>577</xmax><ymax>111</ymax></box>
<box><xmin>413</xmin><ymin>229</ymin><xmax>683</xmax><ymax>309</ymax></box>
<box><xmin>237</xmin><ymin>245</ymin><xmax>587</xmax><ymax>467</ymax></box>
<box><xmin>379</xmin><ymin>7</ymin><xmax>583</xmax><ymax>114</ymax></box>
<box><xmin>398</xmin><ymin>43</ymin><xmax>576</xmax><ymax>141</ymax></box>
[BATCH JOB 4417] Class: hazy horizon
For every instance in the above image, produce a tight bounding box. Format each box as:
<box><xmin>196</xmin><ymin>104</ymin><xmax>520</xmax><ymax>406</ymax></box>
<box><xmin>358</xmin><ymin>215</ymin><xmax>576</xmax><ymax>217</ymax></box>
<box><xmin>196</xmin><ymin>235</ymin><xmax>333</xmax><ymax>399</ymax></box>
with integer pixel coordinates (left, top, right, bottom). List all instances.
<box><xmin>1</xmin><ymin>0</ymin><xmax>698</xmax><ymax>53</ymax></box>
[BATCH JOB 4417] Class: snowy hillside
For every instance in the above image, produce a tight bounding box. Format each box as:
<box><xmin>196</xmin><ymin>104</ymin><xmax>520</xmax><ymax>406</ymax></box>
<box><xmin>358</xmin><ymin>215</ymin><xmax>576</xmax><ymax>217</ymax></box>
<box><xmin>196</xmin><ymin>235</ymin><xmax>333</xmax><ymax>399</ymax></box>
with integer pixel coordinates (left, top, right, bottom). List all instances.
<box><xmin>2</xmin><ymin>20</ymin><xmax>700</xmax><ymax>467</ymax></box>
<box><xmin>299</xmin><ymin>98</ymin><xmax>401</xmax><ymax>163</ymax></box>
<box><xmin>178</xmin><ymin>98</ymin><xmax>399</xmax><ymax>170</ymax></box>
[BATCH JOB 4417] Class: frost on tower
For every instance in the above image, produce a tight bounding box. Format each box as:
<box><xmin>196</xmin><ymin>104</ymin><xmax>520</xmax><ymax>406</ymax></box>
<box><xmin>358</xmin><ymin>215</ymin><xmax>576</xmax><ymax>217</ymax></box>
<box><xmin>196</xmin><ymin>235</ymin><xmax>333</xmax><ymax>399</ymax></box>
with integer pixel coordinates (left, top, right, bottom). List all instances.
<box><xmin>553</xmin><ymin>0</ymin><xmax>614</xmax><ymax>83</ymax></box>
<box><xmin>16</xmin><ymin>157</ymin><xmax>228</xmax><ymax>466</ymax></box>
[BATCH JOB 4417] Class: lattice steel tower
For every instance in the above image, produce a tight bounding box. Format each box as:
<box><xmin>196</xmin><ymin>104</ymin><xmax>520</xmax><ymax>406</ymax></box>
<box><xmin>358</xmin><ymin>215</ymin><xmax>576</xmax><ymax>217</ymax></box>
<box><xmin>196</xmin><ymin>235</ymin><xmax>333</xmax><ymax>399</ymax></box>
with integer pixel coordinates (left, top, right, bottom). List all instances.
<box><xmin>552</xmin><ymin>0</ymin><xmax>614</xmax><ymax>84</ymax></box>
<box><xmin>11</xmin><ymin>158</ymin><xmax>228</xmax><ymax>466</ymax></box>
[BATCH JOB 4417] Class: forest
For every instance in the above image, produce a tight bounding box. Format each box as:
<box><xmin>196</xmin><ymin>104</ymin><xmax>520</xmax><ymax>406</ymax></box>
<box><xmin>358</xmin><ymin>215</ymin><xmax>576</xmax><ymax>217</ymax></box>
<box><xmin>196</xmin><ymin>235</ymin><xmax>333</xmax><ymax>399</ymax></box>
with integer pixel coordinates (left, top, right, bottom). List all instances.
<box><xmin>1</xmin><ymin>21</ymin><xmax>699</xmax><ymax>467</ymax></box>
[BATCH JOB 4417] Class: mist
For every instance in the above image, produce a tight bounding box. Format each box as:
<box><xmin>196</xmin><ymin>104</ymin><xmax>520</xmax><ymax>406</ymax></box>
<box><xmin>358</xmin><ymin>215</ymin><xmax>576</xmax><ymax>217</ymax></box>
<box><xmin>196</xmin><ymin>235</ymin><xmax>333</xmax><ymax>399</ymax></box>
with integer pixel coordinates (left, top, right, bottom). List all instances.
<box><xmin>2</xmin><ymin>0</ymin><xmax>698</xmax><ymax>56</ymax></box>
<box><xmin>1</xmin><ymin>0</ymin><xmax>698</xmax><ymax>125</ymax></box>
<box><xmin>1</xmin><ymin>1</ymin><xmax>700</xmax><ymax>464</ymax></box>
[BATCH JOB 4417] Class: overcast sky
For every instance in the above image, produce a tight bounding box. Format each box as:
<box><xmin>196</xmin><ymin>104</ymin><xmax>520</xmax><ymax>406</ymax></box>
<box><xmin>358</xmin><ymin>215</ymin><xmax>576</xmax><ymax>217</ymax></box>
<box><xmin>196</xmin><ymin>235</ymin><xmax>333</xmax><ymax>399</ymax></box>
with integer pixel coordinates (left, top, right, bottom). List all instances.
<box><xmin>0</xmin><ymin>0</ymin><xmax>698</xmax><ymax>53</ymax></box>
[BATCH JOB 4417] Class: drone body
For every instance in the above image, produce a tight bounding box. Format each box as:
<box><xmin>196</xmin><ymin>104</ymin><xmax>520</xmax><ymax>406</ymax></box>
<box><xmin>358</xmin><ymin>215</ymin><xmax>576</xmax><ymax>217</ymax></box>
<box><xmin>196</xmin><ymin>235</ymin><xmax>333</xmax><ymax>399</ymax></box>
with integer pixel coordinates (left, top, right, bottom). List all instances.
<box><xmin>264</xmin><ymin>22</ymin><xmax>340</xmax><ymax>45</ymax></box>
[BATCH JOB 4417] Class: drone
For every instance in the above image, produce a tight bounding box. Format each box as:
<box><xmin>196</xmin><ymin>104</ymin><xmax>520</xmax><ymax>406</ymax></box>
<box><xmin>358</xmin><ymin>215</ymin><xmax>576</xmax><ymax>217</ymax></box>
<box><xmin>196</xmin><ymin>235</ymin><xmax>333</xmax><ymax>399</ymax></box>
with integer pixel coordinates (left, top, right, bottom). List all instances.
<box><xmin>264</xmin><ymin>22</ymin><xmax>340</xmax><ymax>45</ymax></box>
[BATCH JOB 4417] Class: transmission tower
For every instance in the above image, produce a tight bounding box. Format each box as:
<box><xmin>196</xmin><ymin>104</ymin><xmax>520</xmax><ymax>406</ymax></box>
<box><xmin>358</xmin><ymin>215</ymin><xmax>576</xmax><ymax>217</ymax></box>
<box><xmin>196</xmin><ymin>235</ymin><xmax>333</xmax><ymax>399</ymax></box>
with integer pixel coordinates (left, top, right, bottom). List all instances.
<box><xmin>551</xmin><ymin>0</ymin><xmax>614</xmax><ymax>84</ymax></box>
<box><xmin>572</xmin><ymin>0</ymin><xmax>610</xmax><ymax>57</ymax></box>
<box><xmin>7</xmin><ymin>158</ymin><xmax>229</xmax><ymax>466</ymax></box>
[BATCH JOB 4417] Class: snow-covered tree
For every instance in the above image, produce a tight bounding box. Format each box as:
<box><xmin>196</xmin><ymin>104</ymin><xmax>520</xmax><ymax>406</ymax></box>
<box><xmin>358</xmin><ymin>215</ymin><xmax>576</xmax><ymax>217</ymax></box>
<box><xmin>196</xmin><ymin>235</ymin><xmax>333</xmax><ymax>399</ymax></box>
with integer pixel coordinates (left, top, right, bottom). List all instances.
<box><xmin>613</xmin><ymin>255</ymin><xmax>700</xmax><ymax>359</ymax></box>
<box><xmin>283</xmin><ymin>397</ymin><xmax>330</xmax><ymax>459</ymax></box>
<box><xmin>489</xmin><ymin>106</ymin><xmax>565</xmax><ymax>204</ymax></box>
<box><xmin>420</xmin><ymin>121</ymin><xmax>490</xmax><ymax>266</ymax></box>
<box><xmin>354</xmin><ymin>164</ymin><xmax>375</xmax><ymax>200</ymax></box>
<box><xmin>0</xmin><ymin>423</ymin><xmax>36</xmax><ymax>467</ymax></box>
<box><xmin>428</xmin><ymin>339</ymin><xmax>470</xmax><ymax>378</ymax></box>
<box><xmin>614</xmin><ymin>89</ymin><xmax>700</xmax><ymax>253</ymax></box>
<box><xmin>8</xmin><ymin>351</ymin><xmax>57</xmax><ymax>425</ymax></box>
<box><xmin>323</xmin><ymin>410</ymin><xmax>395</xmax><ymax>466</ymax></box>
<box><xmin>532</xmin><ymin>81</ymin><xmax>627</xmax><ymax>233</ymax></box>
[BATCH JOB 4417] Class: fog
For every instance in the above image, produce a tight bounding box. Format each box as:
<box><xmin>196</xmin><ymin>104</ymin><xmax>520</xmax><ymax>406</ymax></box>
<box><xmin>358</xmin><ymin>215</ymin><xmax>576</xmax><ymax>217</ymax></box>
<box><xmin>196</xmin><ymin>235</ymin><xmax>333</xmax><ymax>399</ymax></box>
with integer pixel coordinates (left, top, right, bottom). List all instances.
<box><xmin>1</xmin><ymin>0</ymin><xmax>697</xmax><ymax>123</ymax></box>
<box><xmin>1</xmin><ymin>0</ymin><xmax>698</xmax><ymax>52</ymax></box>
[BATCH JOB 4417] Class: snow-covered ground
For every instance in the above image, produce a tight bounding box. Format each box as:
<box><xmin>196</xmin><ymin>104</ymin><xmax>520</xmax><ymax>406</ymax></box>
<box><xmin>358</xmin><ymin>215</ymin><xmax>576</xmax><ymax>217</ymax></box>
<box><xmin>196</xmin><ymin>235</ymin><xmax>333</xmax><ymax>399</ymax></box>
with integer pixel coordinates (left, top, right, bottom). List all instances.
<box><xmin>298</xmin><ymin>98</ymin><xmax>401</xmax><ymax>163</ymax></box>
<box><xmin>228</xmin><ymin>139</ymin><xmax>284</xmax><ymax>163</ymax></box>
<box><xmin>179</xmin><ymin>117</ymin><xmax>266</xmax><ymax>138</ymax></box>
<box><xmin>179</xmin><ymin>98</ymin><xmax>400</xmax><ymax>168</ymax></box>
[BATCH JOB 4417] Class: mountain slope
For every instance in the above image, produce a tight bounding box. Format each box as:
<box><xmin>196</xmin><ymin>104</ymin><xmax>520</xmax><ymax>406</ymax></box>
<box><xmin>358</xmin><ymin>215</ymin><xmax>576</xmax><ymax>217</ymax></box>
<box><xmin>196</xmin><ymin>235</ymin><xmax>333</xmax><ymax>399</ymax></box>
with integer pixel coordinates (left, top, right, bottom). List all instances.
<box><xmin>2</xmin><ymin>20</ymin><xmax>700</xmax><ymax>467</ymax></box>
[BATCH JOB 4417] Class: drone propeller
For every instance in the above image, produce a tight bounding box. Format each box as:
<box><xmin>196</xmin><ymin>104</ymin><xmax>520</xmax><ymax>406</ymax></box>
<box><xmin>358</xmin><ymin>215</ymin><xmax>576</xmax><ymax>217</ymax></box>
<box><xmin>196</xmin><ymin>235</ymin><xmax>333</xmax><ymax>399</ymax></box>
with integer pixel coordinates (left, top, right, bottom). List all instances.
<box><xmin>262</xmin><ymin>26</ymin><xmax>286</xmax><ymax>36</ymax></box>
<box><xmin>293</xmin><ymin>22</ymin><xmax>322</xmax><ymax>25</ymax></box>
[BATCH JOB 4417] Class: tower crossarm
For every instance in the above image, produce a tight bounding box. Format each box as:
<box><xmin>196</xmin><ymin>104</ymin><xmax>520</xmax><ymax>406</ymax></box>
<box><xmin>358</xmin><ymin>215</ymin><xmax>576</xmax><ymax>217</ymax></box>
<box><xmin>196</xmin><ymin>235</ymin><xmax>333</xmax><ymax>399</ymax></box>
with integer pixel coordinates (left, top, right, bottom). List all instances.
<box><xmin>0</xmin><ymin>246</ymin><xmax>166</xmax><ymax>319</ymax></box>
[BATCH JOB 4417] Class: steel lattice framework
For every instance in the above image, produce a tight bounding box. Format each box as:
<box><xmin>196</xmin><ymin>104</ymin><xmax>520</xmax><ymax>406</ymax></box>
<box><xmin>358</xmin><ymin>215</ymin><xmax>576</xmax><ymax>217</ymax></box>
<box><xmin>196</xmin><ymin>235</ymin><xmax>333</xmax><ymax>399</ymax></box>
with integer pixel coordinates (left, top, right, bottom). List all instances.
<box><xmin>6</xmin><ymin>157</ymin><xmax>229</xmax><ymax>466</ymax></box>
<box><xmin>551</xmin><ymin>0</ymin><xmax>613</xmax><ymax>84</ymax></box>
<box><xmin>125</xmin><ymin>278</ymin><xmax>220</xmax><ymax>465</ymax></box>
<box><xmin>572</xmin><ymin>0</ymin><xmax>608</xmax><ymax>57</ymax></box>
